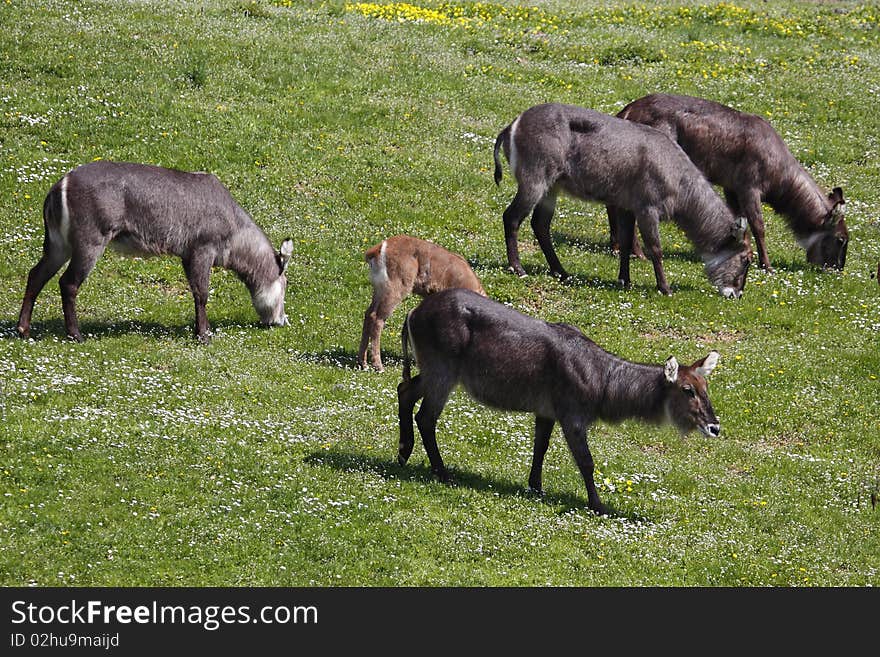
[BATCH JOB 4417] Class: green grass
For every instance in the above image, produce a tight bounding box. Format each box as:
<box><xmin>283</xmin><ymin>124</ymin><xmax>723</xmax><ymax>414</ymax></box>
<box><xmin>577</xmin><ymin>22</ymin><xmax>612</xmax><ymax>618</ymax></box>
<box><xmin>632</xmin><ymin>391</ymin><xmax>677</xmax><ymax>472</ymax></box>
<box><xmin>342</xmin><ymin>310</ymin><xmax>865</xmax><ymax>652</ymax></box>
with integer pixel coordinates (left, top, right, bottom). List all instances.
<box><xmin>1</xmin><ymin>0</ymin><xmax>878</xmax><ymax>586</ymax></box>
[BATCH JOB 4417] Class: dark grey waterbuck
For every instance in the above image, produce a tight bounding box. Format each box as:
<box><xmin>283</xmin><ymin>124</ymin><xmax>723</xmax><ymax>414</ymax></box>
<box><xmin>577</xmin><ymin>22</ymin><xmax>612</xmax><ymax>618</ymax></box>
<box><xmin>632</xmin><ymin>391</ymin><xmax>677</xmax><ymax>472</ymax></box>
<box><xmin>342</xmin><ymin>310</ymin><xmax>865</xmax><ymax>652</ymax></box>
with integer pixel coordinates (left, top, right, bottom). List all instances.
<box><xmin>616</xmin><ymin>93</ymin><xmax>848</xmax><ymax>272</ymax></box>
<box><xmin>397</xmin><ymin>288</ymin><xmax>722</xmax><ymax>514</ymax></box>
<box><xmin>17</xmin><ymin>161</ymin><xmax>294</xmax><ymax>342</ymax></box>
<box><xmin>494</xmin><ymin>102</ymin><xmax>753</xmax><ymax>297</ymax></box>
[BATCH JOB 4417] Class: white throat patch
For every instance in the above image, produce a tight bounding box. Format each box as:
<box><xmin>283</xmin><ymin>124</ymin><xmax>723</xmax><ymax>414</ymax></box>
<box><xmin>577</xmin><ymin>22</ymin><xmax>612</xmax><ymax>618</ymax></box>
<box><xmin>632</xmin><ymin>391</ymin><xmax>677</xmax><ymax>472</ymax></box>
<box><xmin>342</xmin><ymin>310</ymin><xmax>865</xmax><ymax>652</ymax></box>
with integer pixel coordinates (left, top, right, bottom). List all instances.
<box><xmin>253</xmin><ymin>277</ymin><xmax>284</xmax><ymax>324</ymax></box>
<box><xmin>796</xmin><ymin>232</ymin><xmax>825</xmax><ymax>251</ymax></box>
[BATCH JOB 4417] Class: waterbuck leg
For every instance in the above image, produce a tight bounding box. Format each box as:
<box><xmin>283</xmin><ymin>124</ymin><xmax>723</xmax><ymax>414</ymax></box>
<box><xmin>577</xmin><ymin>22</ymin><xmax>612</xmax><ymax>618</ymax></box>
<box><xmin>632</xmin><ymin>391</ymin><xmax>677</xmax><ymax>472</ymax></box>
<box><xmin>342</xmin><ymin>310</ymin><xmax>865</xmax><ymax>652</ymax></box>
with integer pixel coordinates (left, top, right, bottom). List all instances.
<box><xmin>733</xmin><ymin>188</ymin><xmax>771</xmax><ymax>272</ymax></box>
<box><xmin>636</xmin><ymin>210</ymin><xmax>671</xmax><ymax>295</ymax></box>
<box><xmin>530</xmin><ymin>194</ymin><xmax>568</xmax><ymax>279</ymax></box>
<box><xmin>358</xmin><ymin>289</ymin><xmax>404</xmax><ymax>372</ymax></box>
<box><xmin>397</xmin><ymin>374</ymin><xmax>423</xmax><ymax>465</ymax></box>
<box><xmin>560</xmin><ymin>418</ymin><xmax>607</xmax><ymax>515</ymax></box>
<box><xmin>414</xmin><ymin>385</ymin><xmax>453</xmax><ymax>482</ymax></box>
<box><xmin>615</xmin><ymin>209</ymin><xmax>637</xmax><ymax>289</ymax></box>
<box><xmin>59</xmin><ymin>246</ymin><xmax>104</xmax><ymax>342</ymax></box>
<box><xmin>528</xmin><ymin>416</ymin><xmax>554</xmax><ymax>494</ymax></box>
<box><xmin>182</xmin><ymin>247</ymin><xmax>216</xmax><ymax>342</ymax></box>
<box><xmin>503</xmin><ymin>185</ymin><xmax>545</xmax><ymax>277</ymax></box>
<box><xmin>607</xmin><ymin>205</ymin><xmax>644</xmax><ymax>259</ymax></box>
<box><xmin>17</xmin><ymin>247</ymin><xmax>69</xmax><ymax>338</ymax></box>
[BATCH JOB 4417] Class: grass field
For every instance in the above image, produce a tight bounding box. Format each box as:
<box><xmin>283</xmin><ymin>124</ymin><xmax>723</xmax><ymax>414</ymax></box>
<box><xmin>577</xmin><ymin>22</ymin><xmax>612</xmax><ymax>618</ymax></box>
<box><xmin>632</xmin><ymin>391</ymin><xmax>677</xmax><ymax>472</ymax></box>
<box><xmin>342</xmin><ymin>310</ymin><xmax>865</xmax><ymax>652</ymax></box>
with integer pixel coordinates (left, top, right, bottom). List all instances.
<box><xmin>1</xmin><ymin>0</ymin><xmax>878</xmax><ymax>586</ymax></box>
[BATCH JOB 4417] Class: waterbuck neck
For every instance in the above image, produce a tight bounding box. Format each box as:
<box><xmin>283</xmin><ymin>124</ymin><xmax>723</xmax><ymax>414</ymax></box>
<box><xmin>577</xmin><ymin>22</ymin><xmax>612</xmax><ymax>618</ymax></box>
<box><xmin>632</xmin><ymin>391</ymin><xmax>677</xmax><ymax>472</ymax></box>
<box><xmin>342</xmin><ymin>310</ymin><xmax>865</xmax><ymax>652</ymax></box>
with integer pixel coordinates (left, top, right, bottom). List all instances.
<box><xmin>224</xmin><ymin>226</ymin><xmax>279</xmax><ymax>294</ymax></box>
<box><xmin>766</xmin><ymin>169</ymin><xmax>830</xmax><ymax>237</ymax></box>
<box><xmin>592</xmin><ymin>357</ymin><xmax>668</xmax><ymax>425</ymax></box>
<box><xmin>674</xmin><ymin>178</ymin><xmax>738</xmax><ymax>255</ymax></box>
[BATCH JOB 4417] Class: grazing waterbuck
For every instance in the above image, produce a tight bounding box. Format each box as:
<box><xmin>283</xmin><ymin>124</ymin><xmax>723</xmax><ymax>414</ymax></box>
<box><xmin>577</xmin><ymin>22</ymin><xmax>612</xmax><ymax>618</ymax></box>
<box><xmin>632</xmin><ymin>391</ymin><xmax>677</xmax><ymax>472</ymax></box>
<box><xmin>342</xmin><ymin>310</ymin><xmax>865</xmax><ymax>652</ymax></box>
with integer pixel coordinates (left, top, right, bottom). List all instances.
<box><xmin>617</xmin><ymin>93</ymin><xmax>848</xmax><ymax>271</ymax></box>
<box><xmin>16</xmin><ymin>161</ymin><xmax>293</xmax><ymax>342</ymax></box>
<box><xmin>494</xmin><ymin>103</ymin><xmax>752</xmax><ymax>297</ymax></box>
<box><xmin>358</xmin><ymin>234</ymin><xmax>486</xmax><ymax>372</ymax></box>
<box><xmin>397</xmin><ymin>288</ymin><xmax>722</xmax><ymax>514</ymax></box>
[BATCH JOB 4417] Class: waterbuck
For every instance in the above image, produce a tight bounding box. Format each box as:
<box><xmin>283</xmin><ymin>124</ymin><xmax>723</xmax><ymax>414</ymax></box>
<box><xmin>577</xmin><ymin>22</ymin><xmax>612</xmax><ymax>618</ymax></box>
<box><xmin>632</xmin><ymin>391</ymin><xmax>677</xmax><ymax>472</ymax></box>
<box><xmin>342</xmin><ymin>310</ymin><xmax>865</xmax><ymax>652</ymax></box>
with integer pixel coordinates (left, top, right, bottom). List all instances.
<box><xmin>16</xmin><ymin>161</ymin><xmax>294</xmax><ymax>342</ymax></box>
<box><xmin>397</xmin><ymin>288</ymin><xmax>722</xmax><ymax>514</ymax></box>
<box><xmin>616</xmin><ymin>93</ymin><xmax>848</xmax><ymax>271</ymax></box>
<box><xmin>493</xmin><ymin>103</ymin><xmax>753</xmax><ymax>297</ymax></box>
<box><xmin>358</xmin><ymin>234</ymin><xmax>486</xmax><ymax>372</ymax></box>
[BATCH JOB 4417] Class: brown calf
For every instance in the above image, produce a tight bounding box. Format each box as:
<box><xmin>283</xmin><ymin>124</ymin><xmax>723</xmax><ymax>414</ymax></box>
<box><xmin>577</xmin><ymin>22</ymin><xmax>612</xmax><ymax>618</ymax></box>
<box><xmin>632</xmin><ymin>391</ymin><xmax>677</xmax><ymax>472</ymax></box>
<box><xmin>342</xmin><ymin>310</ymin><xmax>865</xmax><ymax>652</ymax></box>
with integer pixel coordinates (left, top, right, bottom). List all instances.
<box><xmin>357</xmin><ymin>234</ymin><xmax>486</xmax><ymax>371</ymax></box>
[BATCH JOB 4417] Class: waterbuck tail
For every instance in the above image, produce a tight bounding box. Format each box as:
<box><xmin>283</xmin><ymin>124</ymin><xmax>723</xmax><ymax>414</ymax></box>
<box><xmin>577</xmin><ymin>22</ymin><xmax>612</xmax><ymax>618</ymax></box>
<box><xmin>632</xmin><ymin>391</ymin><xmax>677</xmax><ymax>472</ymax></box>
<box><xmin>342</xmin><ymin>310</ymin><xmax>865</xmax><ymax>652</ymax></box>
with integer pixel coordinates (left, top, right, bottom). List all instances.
<box><xmin>493</xmin><ymin>124</ymin><xmax>511</xmax><ymax>186</ymax></box>
<box><xmin>401</xmin><ymin>310</ymin><xmax>413</xmax><ymax>382</ymax></box>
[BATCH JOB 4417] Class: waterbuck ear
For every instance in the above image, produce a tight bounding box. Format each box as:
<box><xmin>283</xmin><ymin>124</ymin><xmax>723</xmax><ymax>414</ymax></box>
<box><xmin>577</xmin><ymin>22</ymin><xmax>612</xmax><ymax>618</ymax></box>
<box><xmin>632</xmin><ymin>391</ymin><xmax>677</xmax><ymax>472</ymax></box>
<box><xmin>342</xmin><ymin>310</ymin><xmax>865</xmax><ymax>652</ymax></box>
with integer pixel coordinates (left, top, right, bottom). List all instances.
<box><xmin>827</xmin><ymin>189</ymin><xmax>845</xmax><ymax>226</ymax></box>
<box><xmin>664</xmin><ymin>356</ymin><xmax>679</xmax><ymax>383</ymax></box>
<box><xmin>694</xmin><ymin>351</ymin><xmax>720</xmax><ymax>378</ymax></box>
<box><xmin>278</xmin><ymin>238</ymin><xmax>294</xmax><ymax>274</ymax></box>
<box><xmin>732</xmin><ymin>216</ymin><xmax>748</xmax><ymax>242</ymax></box>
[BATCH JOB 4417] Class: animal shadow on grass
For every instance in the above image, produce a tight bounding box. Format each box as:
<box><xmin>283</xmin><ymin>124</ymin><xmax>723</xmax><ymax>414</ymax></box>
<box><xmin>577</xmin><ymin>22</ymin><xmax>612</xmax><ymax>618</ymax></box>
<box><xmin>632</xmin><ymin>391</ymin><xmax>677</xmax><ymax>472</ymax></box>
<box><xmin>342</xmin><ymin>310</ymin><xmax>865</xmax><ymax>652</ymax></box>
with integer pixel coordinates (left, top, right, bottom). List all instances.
<box><xmin>2</xmin><ymin>317</ymin><xmax>281</xmax><ymax>342</ymax></box>
<box><xmin>469</xmin><ymin>255</ymin><xmax>701</xmax><ymax>294</ymax></box>
<box><xmin>1</xmin><ymin>318</ymin><xmax>190</xmax><ymax>341</ymax></box>
<box><xmin>294</xmin><ymin>346</ymin><xmax>396</xmax><ymax>370</ymax></box>
<box><xmin>550</xmin><ymin>231</ymin><xmax>617</xmax><ymax>256</ymax></box>
<box><xmin>305</xmin><ymin>448</ymin><xmax>642</xmax><ymax>520</ymax></box>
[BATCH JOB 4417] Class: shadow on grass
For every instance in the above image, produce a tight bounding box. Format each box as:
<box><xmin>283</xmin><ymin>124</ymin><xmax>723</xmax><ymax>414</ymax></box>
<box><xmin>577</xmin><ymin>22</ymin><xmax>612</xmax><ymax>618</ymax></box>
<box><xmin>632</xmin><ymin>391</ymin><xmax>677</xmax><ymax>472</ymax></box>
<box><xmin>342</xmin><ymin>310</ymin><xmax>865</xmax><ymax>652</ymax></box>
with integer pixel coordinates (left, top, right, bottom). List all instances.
<box><xmin>304</xmin><ymin>447</ymin><xmax>644</xmax><ymax>520</ymax></box>
<box><xmin>470</xmin><ymin>254</ymin><xmax>702</xmax><ymax>295</ymax></box>
<box><xmin>0</xmin><ymin>318</ymin><xmax>272</xmax><ymax>342</ymax></box>
<box><xmin>293</xmin><ymin>346</ymin><xmax>393</xmax><ymax>370</ymax></box>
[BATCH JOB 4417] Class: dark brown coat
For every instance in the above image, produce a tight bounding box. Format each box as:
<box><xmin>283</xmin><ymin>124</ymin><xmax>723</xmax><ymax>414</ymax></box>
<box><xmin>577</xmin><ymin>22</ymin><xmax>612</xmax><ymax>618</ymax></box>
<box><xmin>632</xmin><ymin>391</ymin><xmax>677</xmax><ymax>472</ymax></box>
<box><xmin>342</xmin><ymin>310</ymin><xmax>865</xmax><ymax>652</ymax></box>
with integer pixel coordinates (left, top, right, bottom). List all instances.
<box><xmin>617</xmin><ymin>93</ymin><xmax>848</xmax><ymax>271</ymax></box>
<box><xmin>398</xmin><ymin>289</ymin><xmax>722</xmax><ymax>514</ymax></box>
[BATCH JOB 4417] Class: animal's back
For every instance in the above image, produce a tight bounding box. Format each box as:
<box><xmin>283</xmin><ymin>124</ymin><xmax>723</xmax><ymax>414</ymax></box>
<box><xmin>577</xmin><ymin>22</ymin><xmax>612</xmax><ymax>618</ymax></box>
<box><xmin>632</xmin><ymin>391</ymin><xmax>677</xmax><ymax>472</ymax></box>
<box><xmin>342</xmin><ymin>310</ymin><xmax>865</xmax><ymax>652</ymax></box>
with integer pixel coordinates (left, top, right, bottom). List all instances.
<box><xmin>619</xmin><ymin>94</ymin><xmax>795</xmax><ymax>187</ymax></box>
<box><xmin>409</xmin><ymin>289</ymin><xmax>600</xmax><ymax>416</ymax></box>
<box><xmin>513</xmin><ymin>103</ymin><xmax>699</xmax><ymax>208</ymax></box>
<box><xmin>58</xmin><ymin>161</ymin><xmax>248</xmax><ymax>256</ymax></box>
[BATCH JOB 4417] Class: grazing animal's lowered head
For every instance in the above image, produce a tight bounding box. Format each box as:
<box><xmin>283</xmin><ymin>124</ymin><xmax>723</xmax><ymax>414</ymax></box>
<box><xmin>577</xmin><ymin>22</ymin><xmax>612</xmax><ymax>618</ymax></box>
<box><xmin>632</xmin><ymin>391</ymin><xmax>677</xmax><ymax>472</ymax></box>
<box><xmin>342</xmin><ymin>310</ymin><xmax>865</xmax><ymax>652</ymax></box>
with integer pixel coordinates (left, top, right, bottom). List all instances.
<box><xmin>802</xmin><ymin>187</ymin><xmax>848</xmax><ymax>270</ymax></box>
<box><xmin>703</xmin><ymin>217</ymin><xmax>753</xmax><ymax>299</ymax></box>
<box><xmin>251</xmin><ymin>238</ymin><xmax>294</xmax><ymax>327</ymax></box>
<box><xmin>663</xmin><ymin>351</ymin><xmax>721</xmax><ymax>438</ymax></box>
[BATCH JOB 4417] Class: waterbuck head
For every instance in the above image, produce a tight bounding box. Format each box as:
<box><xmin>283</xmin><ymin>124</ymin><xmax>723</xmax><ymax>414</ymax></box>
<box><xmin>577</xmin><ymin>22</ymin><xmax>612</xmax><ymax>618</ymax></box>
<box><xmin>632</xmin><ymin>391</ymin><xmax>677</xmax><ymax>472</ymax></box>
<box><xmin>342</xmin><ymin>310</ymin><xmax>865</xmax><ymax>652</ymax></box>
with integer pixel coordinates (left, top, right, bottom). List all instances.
<box><xmin>663</xmin><ymin>351</ymin><xmax>721</xmax><ymax>438</ymax></box>
<box><xmin>704</xmin><ymin>216</ymin><xmax>752</xmax><ymax>299</ymax></box>
<box><xmin>252</xmin><ymin>238</ymin><xmax>294</xmax><ymax>327</ymax></box>
<box><xmin>806</xmin><ymin>187</ymin><xmax>848</xmax><ymax>270</ymax></box>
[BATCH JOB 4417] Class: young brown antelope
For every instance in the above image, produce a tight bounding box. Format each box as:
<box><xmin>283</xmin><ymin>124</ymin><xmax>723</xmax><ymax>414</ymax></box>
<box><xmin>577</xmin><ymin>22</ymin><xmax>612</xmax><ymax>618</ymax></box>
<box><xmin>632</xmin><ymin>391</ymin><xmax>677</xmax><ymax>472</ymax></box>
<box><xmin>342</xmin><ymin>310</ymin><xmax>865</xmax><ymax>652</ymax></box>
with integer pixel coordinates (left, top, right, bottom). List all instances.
<box><xmin>358</xmin><ymin>234</ymin><xmax>486</xmax><ymax>372</ymax></box>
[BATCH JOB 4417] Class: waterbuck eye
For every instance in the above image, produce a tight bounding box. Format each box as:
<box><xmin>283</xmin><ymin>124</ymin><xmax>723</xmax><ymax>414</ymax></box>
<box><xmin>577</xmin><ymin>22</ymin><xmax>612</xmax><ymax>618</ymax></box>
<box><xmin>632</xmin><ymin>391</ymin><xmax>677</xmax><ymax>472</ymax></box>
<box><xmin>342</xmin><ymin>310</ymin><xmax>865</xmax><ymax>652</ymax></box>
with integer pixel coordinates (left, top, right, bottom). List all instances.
<box><xmin>683</xmin><ymin>385</ymin><xmax>696</xmax><ymax>397</ymax></box>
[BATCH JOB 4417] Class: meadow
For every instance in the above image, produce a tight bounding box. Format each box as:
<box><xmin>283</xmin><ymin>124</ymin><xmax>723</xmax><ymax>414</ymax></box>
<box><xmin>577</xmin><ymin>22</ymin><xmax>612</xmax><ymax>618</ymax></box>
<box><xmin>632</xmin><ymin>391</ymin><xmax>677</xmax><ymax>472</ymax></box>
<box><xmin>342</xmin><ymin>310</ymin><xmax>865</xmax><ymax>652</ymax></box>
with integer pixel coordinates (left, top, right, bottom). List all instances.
<box><xmin>0</xmin><ymin>0</ymin><xmax>878</xmax><ymax>586</ymax></box>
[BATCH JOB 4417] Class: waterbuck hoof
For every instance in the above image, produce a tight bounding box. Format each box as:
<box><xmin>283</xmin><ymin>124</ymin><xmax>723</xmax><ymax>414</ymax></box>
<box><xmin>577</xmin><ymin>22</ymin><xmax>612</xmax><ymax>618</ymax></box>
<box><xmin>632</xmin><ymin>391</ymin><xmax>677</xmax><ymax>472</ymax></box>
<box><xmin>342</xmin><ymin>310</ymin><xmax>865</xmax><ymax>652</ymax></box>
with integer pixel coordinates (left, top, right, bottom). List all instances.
<box><xmin>590</xmin><ymin>503</ymin><xmax>611</xmax><ymax>517</ymax></box>
<box><xmin>551</xmin><ymin>270</ymin><xmax>570</xmax><ymax>281</ymax></box>
<box><xmin>508</xmin><ymin>265</ymin><xmax>527</xmax><ymax>278</ymax></box>
<box><xmin>67</xmin><ymin>332</ymin><xmax>84</xmax><ymax>343</ymax></box>
<box><xmin>526</xmin><ymin>485</ymin><xmax>544</xmax><ymax>497</ymax></box>
<box><xmin>16</xmin><ymin>325</ymin><xmax>30</xmax><ymax>340</ymax></box>
<box><xmin>397</xmin><ymin>452</ymin><xmax>410</xmax><ymax>466</ymax></box>
<box><xmin>657</xmin><ymin>287</ymin><xmax>673</xmax><ymax>296</ymax></box>
<box><xmin>433</xmin><ymin>469</ymin><xmax>452</xmax><ymax>484</ymax></box>
<box><xmin>197</xmin><ymin>333</ymin><xmax>212</xmax><ymax>345</ymax></box>
<box><xmin>617</xmin><ymin>279</ymin><xmax>631</xmax><ymax>290</ymax></box>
